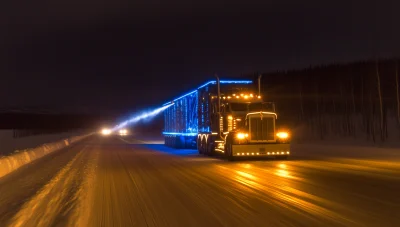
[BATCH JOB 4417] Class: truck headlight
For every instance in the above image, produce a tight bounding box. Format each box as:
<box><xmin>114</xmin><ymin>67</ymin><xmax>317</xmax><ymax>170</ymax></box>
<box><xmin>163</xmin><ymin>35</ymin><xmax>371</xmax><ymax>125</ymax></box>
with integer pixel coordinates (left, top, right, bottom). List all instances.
<box><xmin>237</xmin><ymin>133</ymin><xmax>248</xmax><ymax>139</ymax></box>
<box><xmin>276</xmin><ymin>132</ymin><xmax>289</xmax><ymax>139</ymax></box>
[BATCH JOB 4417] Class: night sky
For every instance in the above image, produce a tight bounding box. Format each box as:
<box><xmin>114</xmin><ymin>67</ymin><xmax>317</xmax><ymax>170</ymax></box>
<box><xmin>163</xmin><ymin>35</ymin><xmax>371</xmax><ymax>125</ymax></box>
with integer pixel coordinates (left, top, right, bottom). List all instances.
<box><xmin>1</xmin><ymin>0</ymin><xmax>399</xmax><ymax>114</ymax></box>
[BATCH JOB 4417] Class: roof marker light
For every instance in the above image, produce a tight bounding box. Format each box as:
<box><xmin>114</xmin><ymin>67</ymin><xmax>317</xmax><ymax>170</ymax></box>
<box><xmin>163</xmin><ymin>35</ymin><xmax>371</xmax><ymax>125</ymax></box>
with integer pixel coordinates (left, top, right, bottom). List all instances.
<box><xmin>163</xmin><ymin>80</ymin><xmax>252</xmax><ymax>105</ymax></box>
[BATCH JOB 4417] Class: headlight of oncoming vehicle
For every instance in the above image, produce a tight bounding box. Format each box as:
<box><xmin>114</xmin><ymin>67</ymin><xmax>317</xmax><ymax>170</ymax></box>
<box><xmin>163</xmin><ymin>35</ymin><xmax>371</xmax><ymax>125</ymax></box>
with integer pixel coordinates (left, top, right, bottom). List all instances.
<box><xmin>101</xmin><ymin>128</ymin><xmax>111</xmax><ymax>135</ymax></box>
<box><xmin>119</xmin><ymin>129</ymin><xmax>128</xmax><ymax>135</ymax></box>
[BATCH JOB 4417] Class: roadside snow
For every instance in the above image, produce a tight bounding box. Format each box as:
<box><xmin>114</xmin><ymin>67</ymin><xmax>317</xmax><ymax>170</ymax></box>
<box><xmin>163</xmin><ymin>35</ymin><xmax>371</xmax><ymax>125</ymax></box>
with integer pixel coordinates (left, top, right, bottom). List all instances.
<box><xmin>0</xmin><ymin>130</ymin><xmax>89</xmax><ymax>156</ymax></box>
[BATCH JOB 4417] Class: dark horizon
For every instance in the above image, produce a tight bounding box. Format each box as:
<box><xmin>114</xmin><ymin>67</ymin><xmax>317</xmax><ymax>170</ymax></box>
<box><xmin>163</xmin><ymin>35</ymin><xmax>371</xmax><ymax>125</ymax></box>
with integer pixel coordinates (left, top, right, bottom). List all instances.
<box><xmin>2</xmin><ymin>0</ymin><xmax>400</xmax><ymax>114</ymax></box>
<box><xmin>1</xmin><ymin>56</ymin><xmax>400</xmax><ymax>115</ymax></box>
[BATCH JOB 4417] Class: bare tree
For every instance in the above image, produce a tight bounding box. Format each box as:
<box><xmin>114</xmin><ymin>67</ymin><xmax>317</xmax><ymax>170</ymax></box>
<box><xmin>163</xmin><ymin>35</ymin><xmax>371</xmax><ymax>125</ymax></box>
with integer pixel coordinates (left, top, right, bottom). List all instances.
<box><xmin>339</xmin><ymin>85</ymin><xmax>345</xmax><ymax>136</ymax></box>
<box><xmin>340</xmin><ymin>84</ymin><xmax>351</xmax><ymax>136</ymax></box>
<box><xmin>396</xmin><ymin>61</ymin><xmax>400</xmax><ymax>125</ymax></box>
<box><xmin>368</xmin><ymin>89</ymin><xmax>376</xmax><ymax>143</ymax></box>
<box><xmin>351</xmin><ymin>78</ymin><xmax>356</xmax><ymax>137</ymax></box>
<box><xmin>332</xmin><ymin>96</ymin><xmax>337</xmax><ymax>135</ymax></box>
<box><xmin>315</xmin><ymin>79</ymin><xmax>323</xmax><ymax>139</ymax></box>
<box><xmin>299</xmin><ymin>80</ymin><xmax>305</xmax><ymax>121</ymax></box>
<box><xmin>394</xmin><ymin>60</ymin><xmax>400</xmax><ymax>138</ymax></box>
<box><xmin>361</xmin><ymin>75</ymin><xmax>366</xmax><ymax>132</ymax></box>
<box><xmin>375</xmin><ymin>60</ymin><xmax>385</xmax><ymax>142</ymax></box>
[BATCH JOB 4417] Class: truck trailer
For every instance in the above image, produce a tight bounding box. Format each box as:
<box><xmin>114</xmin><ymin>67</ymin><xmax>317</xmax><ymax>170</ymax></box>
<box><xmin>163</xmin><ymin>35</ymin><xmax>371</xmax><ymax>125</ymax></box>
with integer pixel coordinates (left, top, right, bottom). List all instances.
<box><xmin>162</xmin><ymin>76</ymin><xmax>291</xmax><ymax>159</ymax></box>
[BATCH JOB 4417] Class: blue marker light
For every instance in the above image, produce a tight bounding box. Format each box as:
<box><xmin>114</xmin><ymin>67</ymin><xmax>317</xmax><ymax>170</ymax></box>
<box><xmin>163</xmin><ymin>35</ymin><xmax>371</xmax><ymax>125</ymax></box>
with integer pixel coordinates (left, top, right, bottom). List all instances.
<box><xmin>162</xmin><ymin>79</ymin><xmax>251</xmax><ymax>136</ymax></box>
<box><xmin>163</xmin><ymin>79</ymin><xmax>252</xmax><ymax>106</ymax></box>
<box><xmin>162</xmin><ymin>132</ymin><xmax>198</xmax><ymax>136</ymax></box>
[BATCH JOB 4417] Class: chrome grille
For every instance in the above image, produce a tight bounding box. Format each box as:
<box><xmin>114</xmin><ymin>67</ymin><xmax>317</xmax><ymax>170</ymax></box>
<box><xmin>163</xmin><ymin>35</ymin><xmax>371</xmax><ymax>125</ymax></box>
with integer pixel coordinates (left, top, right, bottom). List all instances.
<box><xmin>249</xmin><ymin>117</ymin><xmax>274</xmax><ymax>141</ymax></box>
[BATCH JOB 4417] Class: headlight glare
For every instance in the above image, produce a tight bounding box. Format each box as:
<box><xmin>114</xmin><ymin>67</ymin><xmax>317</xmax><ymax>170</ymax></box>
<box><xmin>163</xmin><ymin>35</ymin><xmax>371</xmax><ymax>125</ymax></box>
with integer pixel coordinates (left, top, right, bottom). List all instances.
<box><xmin>276</xmin><ymin>132</ymin><xmax>289</xmax><ymax>139</ymax></box>
<box><xmin>237</xmin><ymin>133</ymin><xmax>248</xmax><ymax>139</ymax></box>
<box><xmin>119</xmin><ymin>129</ymin><xmax>128</xmax><ymax>135</ymax></box>
<box><xmin>101</xmin><ymin>128</ymin><xmax>111</xmax><ymax>135</ymax></box>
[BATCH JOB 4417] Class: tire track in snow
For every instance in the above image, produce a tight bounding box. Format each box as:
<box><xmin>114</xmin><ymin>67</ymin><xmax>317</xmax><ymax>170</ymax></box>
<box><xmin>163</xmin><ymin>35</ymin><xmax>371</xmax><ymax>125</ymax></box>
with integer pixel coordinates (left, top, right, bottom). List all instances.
<box><xmin>68</xmin><ymin>148</ymin><xmax>99</xmax><ymax>227</ymax></box>
<box><xmin>7</xmin><ymin>146</ymin><xmax>92</xmax><ymax>227</ymax></box>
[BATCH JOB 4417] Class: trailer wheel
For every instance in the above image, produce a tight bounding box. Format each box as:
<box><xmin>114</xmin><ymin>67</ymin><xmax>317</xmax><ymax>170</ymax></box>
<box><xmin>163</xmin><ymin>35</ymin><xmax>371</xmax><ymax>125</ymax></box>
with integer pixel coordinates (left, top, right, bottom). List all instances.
<box><xmin>207</xmin><ymin>141</ymin><xmax>215</xmax><ymax>156</ymax></box>
<box><xmin>197</xmin><ymin>137</ymin><xmax>202</xmax><ymax>154</ymax></box>
<box><xmin>202</xmin><ymin>139</ymin><xmax>207</xmax><ymax>155</ymax></box>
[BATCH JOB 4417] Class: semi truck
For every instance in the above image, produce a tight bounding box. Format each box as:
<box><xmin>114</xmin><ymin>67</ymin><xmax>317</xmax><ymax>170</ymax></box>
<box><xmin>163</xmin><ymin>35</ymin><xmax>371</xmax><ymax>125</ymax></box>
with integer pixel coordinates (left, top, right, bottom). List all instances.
<box><xmin>162</xmin><ymin>76</ymin><xmax>291</xmax><ymax>159</ymax></box>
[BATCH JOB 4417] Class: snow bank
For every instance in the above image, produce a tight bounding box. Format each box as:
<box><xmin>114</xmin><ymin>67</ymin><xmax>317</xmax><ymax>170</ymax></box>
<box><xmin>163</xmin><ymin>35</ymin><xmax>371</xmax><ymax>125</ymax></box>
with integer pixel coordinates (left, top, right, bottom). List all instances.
<box><xmin>290</xmin><ymin>115</ymin><xmax>400</xmax><ymax>148</ymax></box>
<box><xmin>291</xmin><ymin>142</ymin><xmax>400</xmax><ymax>160</ymax></box>
<box><xmin>289</xmin><ymin>116</ymin><xmax>400</xmax><ymax>159</ymax></box>
<box><xmin>0</xmin><ymin>130</ymin><xmax>91</xmax><ymax>156</ymax></box>
<box><xmin>0</xmin><ymin>133</ymin><xmax>93</xmax><ymax>179</ymax></box>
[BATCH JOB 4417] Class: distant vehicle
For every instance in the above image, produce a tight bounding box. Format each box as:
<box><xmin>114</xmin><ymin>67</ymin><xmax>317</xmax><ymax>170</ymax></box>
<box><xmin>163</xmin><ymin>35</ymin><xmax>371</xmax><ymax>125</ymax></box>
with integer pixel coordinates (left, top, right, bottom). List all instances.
<box><xmin>101</xmin><ymin>128</ymin><xmax>112</xmax><ymax>135</ymax></box>
<box><xmin>100</xmin><ymin>128</ymin><xmax>129</xmax><ymax>136</ymax></box>
<box><xmin>118</xmin><ymin>129</ymin><xmax>129</xmax><ymax>136</ymax></box>
<box><xmin>162</xmin><ymin>76</ymin><xmax>290</xmax><ymax>159</ymax></box>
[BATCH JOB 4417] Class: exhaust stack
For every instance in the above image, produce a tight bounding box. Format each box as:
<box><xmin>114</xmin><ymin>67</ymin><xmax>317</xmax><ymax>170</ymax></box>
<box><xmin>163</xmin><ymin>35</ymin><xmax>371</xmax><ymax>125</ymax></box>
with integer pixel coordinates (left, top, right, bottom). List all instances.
<box><xmin>215</xmin><ymin>74</ymin><xmax>224</xmax><ymax>139</ymax></box>
<box><xmin>215</xmin><ymin>74</ymin><xmax>221</xmax><ymax>114</ymax></box>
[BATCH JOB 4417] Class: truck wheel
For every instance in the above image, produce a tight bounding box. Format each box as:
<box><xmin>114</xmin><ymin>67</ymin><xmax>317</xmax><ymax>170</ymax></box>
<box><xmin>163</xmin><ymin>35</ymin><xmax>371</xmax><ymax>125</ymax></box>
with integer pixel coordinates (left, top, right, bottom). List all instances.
<box><xmin>225</xmin><ymin>144</ymin><xmax>234</xmax><ymax>161</ymax></box>
<box><xmin>201</xmin><ymin>139</ymin><xmax>207</xmax><ymax>155</ymax></box>
<box><xmin>207</xmin><ymin>141</ymin><xmax>215</xmax><ymax>156</ymax></box>
<box><xmin>197</xmin><ymin>137</ymin><xmax>202</xmax><ymax>154</ymax></box>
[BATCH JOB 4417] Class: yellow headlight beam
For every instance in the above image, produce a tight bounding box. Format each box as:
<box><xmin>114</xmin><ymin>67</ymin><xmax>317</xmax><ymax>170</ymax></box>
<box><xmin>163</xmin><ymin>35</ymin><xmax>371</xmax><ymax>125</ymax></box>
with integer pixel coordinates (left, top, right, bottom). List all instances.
<box><xmin>101</xmin><ymin>128</ymin><xmax>111</xmax><ymax>135</ymax></box>
<box><xmin>236</xmin><ymin>133</ymin><xmax>248</xmax><ymax>139</ymax></box>
<box><xmin>276</xmin><ymin>132</ymin><xmax>289</xmax><ymax>139</ymax></box>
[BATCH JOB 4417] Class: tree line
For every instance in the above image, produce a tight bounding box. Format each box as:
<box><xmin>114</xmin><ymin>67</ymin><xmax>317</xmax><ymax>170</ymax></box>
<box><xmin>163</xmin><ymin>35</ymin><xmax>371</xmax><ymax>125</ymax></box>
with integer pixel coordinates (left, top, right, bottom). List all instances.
<box><xmin>0</xmin><ymin>113</ymin><xmax>118</xmax><ymax>131</ymax></box>
<box><xmin>252</xmin><ymin>58</ymin><xmax>400</xmax><ymax>143</ymax></box>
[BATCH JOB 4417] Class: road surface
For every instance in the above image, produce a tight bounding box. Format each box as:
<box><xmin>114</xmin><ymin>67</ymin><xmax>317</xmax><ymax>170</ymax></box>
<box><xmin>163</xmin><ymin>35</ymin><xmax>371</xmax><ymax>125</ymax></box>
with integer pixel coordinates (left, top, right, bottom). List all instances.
<box><xmin>0</xmin><ymin>135</ymin><xmax>399</xmax><ymax>227</ymax></box>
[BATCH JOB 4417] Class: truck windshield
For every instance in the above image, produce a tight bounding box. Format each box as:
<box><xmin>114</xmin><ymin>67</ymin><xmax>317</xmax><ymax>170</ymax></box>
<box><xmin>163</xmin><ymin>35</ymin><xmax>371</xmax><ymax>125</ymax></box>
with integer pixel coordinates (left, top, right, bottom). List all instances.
<box><xmin>229</xmin><ymin>102</ymin><xmax>274</xmax><ymax>112</ymax></box>
<box><xmin>229</xmin><ymin>103</ymin><xmax>248</xmax><ymax>111</ymax></box>
<box><xmin>249</xmin><ymin>103</ymin><xmax>274</xmax><ymax>112</ymax></box>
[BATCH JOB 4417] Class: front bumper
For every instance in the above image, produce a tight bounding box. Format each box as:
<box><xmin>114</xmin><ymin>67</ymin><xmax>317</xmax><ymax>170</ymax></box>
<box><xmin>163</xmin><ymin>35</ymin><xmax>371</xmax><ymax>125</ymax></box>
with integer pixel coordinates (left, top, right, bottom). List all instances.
<box><xmin>232</xmin><ymin>143</ymin><xmax>290</xmax><ymax>157</ymax></box>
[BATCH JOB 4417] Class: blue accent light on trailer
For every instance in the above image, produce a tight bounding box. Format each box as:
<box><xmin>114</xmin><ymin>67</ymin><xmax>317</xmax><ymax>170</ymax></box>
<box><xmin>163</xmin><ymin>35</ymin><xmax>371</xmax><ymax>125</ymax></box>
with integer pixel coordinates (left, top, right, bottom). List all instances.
<box><xmin>162</xmin><ymin>132</ymin><xmax>198</xmax><ymax>136</ymax></box>
<box><xmin>162</xmin><ymin>90</ymin><xmax>197</xmax><ymax>106</ymax></box>
<box><xmin>162</xmin><ymin>80</ymin><xmax>252</xmax><ymax>106</ymax></box>
<box><xmin>163</xmin><ymin>91</ymin><xmax>199</xmax><ymax>135</ymax></box>
<box><xmin>162</xmin><ymin>79</ymin><xmax>252</xmax><ymax>142</ymax></box>
<box><xmin>197</xmin><ymin>80</ymin><xmax>252</xmax><ymax>90</ymax></box>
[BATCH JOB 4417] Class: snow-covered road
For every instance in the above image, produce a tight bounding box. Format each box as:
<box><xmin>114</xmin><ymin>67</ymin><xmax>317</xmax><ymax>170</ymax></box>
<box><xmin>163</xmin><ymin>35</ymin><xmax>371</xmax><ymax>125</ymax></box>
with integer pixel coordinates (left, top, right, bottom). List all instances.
<box><xmin>0</xmin><ymin>135</ymin><xmax>399</xmax><ymax>226</ymax></box>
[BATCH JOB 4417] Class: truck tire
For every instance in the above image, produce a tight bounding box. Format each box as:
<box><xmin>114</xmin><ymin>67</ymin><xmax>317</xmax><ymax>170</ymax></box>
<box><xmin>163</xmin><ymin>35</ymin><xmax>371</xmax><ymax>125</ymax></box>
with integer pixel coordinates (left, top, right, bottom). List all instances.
<box><xmin>207</xmin><ymin>141</ymin><xmax>215</xmax><ymax>156</ymax></box>
<box><xmin>166</xmin><ymin>136</ymin><xmax>171</xmax><ymax>147</ymax></box>
<box><xmin>176</xmin><ymin>136</ymin><xmax>185</xmax><ymax>149</ymax></box>
<box><xmin>201</xmin><ymin>139</ymin><xmax>207</xmax><ymax>155</ymax></box>
<box><xmin>225</xmin><ymin>143</ymin><xmax>234</xmax><ymax>161</ymax></box>
<box><xmin>197</xmin><ymin>137</ymin><xmax>202</xmax><ymax>154</ymax></box>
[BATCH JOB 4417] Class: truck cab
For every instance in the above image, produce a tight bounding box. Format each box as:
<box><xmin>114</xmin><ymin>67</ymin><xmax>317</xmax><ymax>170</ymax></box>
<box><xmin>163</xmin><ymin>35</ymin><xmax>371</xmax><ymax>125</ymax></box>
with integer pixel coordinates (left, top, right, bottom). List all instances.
<box><xmin>205</xmin><ymin>92</ymin><xmax>290</xmax><ymax>159</ymax></box>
